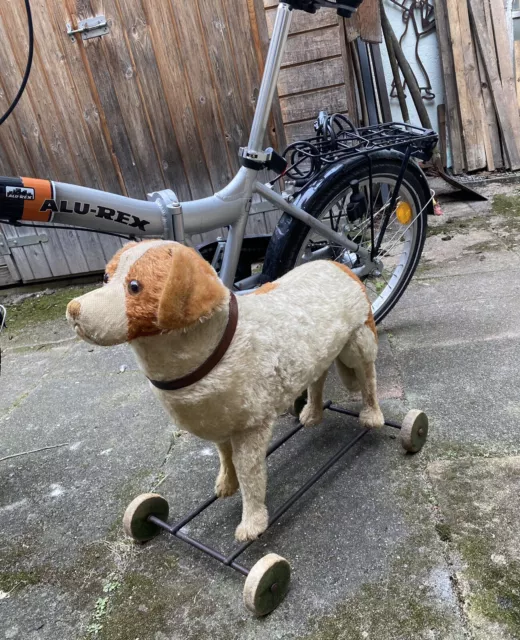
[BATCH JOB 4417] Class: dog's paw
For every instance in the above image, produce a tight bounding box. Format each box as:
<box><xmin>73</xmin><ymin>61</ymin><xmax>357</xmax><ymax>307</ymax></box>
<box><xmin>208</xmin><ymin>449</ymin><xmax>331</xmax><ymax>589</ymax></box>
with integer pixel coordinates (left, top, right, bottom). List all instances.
<box><xmin>235</xmin><ymin>509</ymin><xmax>268</xmax><ymax>542</ymax></box>
<box><xmin>299</xmin><ymin>404</ymin><xmax>323</xmax><ymax>428</ymax></box>
<box><xmin>215</xmin><ymin>472</ymin><xmax>239</xmax><ymax>498</ymax></box>
<box><xmin>359</xmin><ymin>407</ymin><xmax>384</xmax><ymax>429</ymax></box>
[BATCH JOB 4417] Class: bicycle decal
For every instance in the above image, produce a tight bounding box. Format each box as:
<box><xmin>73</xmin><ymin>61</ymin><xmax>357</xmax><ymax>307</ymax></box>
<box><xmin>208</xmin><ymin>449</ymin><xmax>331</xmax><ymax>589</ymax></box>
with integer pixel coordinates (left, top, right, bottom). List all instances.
<box><xmin>0</xmin><ymin>176</ymin><xmax>55</xmax><ymax>222</ymax></box>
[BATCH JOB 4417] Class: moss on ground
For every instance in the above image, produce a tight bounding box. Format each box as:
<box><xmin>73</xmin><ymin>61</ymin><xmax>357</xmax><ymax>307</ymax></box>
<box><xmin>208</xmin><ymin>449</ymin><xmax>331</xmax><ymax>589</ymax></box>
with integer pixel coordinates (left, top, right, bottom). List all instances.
<box><xmin>1</xmin><ymin>284</ymin><xmax>97</xmax><ymax>333</ymax></box>
<box><xmin>461</xmin><ymin>536</ymin><xmax>520</xmax><ymax>636</ymax></box>
<box><xmin>0</xmin><ymin>569</ymin><xmax>42</xmax><ymax>592</ymax></box>
<box><xmin>492</xmin><ymin>192</ymin><xmax>520</xmax><ymax>217</ymax></box>
<box><xmin>302</xmin><ymin>532</ymin><xmax>458</xmax><ymax>640</ymax></box>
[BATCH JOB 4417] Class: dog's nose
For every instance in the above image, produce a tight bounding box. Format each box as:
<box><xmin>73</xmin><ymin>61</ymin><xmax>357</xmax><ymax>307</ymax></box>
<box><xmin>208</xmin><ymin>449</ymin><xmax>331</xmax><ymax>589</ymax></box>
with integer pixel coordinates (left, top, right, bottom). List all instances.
<box><xmin>67</xmin><ymin>300</ymin><xmax>81</xmax><ymax>321</ymax></box>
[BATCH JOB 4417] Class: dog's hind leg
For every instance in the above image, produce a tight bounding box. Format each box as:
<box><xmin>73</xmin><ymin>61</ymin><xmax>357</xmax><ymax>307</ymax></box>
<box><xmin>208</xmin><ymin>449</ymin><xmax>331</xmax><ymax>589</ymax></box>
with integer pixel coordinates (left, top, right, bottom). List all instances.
<box><xmin>299</xmin><ymin>369</ymin><xmax>328</xmax><ymax>427</ymax></box>
<box><xmin>337</xmin><ymin>324</ymin><xmax>384</xmax><ymax>429</ymax></box>
<box><xmin>215</xmin><ymin>440</ymin><xmax>239</xmax><ymax>498</ymax></box>
<box><xmin>231</xmin><ymin>424</ymin><xmax>272</xmax><ymax>542</ymax></box>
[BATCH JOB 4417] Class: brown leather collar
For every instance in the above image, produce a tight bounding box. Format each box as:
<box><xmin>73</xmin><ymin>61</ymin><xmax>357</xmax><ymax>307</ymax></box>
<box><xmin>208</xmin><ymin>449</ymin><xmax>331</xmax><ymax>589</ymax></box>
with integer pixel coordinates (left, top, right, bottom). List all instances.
<box><xmin>148</xmin><ymin>293</ymin><xmax>238</xmax><ymax>391</ymax></box>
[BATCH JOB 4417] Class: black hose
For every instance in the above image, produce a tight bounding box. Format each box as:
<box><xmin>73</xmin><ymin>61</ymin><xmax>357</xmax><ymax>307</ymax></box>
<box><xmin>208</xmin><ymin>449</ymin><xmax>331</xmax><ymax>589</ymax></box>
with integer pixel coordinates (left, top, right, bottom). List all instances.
<box><xmin>0</xmin><ymin>0</ymin><xmax>34</xmax><ymax>126</ymax></box>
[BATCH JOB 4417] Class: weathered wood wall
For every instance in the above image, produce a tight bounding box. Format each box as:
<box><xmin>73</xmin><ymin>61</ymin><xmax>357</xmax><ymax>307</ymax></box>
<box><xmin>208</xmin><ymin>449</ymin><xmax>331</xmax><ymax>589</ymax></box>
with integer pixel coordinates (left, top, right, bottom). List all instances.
<box><xmin>264</xmin><ymin>0</ymin><xmax>381</xmax><ymax>143</ymax></box>
<box><xmin>0</xmin><ymin>0</ymin><xmax>285</xmax><ymax>284</ymax></box>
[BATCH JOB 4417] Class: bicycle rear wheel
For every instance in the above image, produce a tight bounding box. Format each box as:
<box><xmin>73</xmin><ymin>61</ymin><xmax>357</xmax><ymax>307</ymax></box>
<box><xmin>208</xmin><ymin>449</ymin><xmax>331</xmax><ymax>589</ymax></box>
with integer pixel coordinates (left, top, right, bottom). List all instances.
<box><xmin>264</xmin><ymin>157</ymin><xmax>431</xmax><ymax>323</ymax></box>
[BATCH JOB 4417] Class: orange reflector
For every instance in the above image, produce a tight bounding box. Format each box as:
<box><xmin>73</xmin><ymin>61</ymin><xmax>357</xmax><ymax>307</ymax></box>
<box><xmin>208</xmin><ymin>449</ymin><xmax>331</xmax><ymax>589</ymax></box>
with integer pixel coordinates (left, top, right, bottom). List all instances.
<box><xmin>396</xmin><ymin>201</ymin><xmax>412</xmax><ymax>224</ymax></box>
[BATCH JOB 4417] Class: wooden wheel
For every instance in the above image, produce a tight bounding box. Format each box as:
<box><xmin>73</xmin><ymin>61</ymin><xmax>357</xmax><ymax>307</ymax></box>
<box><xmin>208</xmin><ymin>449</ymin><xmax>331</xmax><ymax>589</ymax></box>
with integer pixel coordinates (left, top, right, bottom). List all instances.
<box><xmin>400</xmin><ymin>410</ymin><xmax>428</xmax><ymax>453</ymax></box>
<box><xmin>243</xmin><ymin>553</ymin><xmax>291</xmax><ymax>616</ymax></box>
<box><xmin>123</xmin><ymin>493</ymin><xmax>169</xmax><ymax>542</ymax></box>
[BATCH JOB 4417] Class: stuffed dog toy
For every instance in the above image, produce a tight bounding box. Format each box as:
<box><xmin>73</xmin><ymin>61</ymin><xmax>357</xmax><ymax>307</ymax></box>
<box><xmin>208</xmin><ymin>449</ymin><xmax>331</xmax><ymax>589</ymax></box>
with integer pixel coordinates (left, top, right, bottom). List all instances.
<box><xmin>66</xmin><ymin>240</ymin><xmax>383</xmax><ymax>541</ymax></box>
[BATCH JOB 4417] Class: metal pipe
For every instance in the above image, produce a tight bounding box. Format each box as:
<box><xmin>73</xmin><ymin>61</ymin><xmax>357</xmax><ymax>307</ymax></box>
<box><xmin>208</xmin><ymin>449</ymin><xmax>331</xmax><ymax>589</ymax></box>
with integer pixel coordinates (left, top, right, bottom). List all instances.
<box><xmin>248</xmin><ymin>3</ymin><xmax>293</xmax><ymax>151</ymax></box>
<box><xmin>325</xmin><ymin>403</ymin><xmax>402</xmax><ymax>430</ymax></box>
<box><xmin>148</xmin><ymin>515</ymin><xmax>249</xmax><ymax>576</ymax></box>
<box><xmin>255</xmin><ymin>181</ymin><xmax>371</xmax><ymax>261</ymax></box>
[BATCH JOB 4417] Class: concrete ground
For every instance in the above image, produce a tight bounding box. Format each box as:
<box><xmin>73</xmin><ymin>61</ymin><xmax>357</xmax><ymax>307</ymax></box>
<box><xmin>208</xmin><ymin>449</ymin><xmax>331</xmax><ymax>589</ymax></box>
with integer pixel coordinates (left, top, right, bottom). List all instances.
<box><xmin>2</xmin><ymin>180</ymin><xmax>520</xmax><ymax>639</ymax></box>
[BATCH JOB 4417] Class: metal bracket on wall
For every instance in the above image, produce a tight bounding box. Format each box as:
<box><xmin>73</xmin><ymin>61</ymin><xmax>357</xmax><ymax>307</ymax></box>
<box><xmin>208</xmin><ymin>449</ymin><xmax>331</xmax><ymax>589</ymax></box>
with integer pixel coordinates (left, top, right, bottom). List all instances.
<box><xmin>0</xmin><ymin>232</ymin><xmax>48</xmax><ymax>256</ymax></box>
<box><xmin>66</xmin><ymin>16</ymin><xmax>109</xmax><ymax>42</ymax></box>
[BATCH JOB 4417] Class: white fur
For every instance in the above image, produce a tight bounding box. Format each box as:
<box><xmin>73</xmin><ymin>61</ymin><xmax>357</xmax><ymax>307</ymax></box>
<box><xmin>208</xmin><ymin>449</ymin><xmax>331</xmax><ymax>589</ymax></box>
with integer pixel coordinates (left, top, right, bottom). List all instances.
<box><xmin>68</xmin><ymin>245</ymin><xmax>383</xmax><ymax>541</ymax></box>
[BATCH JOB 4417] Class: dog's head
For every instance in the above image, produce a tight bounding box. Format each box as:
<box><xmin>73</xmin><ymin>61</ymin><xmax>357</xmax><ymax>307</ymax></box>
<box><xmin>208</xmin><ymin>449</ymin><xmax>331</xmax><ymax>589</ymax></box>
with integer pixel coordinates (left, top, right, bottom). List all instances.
<box><xmin>66</xmin><ymin>240</ymin><xmax>227</xmax><ymax>346</ymax></box>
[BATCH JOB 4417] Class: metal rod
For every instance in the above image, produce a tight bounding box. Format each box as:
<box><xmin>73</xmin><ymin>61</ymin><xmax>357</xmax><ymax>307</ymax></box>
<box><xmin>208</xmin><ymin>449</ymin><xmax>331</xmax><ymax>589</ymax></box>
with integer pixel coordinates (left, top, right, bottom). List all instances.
<box><xmin>148</xmin><ymin>515</ymin><xmax>249</xmax><ymax>576</ymax></box>
<box><xmin>325</xmin><ymin>403</ymin><xmax>402</xmax><ymax>430</ymax></box>
<box><xmin>374</xmin><ymin>144</ymin><xmax>413</xmax><ymax>254</ymax></box>
<box><xmin>255</xmin><ymin>181</ymin><xmax>371</xmax><ymax>261</ymax></box>
<box><xmin>224</xmin><ymin>429</ymin><xmax>369</xmax><ymax>565</ymax></box>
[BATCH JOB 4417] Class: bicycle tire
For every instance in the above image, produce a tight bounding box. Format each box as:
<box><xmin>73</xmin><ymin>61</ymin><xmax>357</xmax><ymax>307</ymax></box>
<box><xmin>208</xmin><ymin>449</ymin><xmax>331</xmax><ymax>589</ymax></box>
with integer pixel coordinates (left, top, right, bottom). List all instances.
<box><xmin>263</xmin><ymin>156</ymin><xmax>430</xmax><ymax>324</ymax></box>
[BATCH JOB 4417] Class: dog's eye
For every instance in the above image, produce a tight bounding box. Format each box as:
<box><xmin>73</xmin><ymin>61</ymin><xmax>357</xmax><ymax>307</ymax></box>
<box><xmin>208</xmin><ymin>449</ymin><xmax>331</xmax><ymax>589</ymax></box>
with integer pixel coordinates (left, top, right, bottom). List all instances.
<box><xmin>103</xmin><ymin>273</ymin><xmax>109</xmax><ymax>284</ymax></box>
<box><xmin>128</xmin><ymin>280</ymin><xmax>141</xmax><ymax>294</ymax></box>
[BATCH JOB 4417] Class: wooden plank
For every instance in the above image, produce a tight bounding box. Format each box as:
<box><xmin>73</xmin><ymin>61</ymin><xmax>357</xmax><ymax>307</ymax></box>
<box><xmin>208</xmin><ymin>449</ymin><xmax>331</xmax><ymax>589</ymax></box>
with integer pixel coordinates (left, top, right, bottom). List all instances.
<box><xmin>278</xmin><ymin>57</ymin><xmax>345</xmax><ymax>96</ymax></box>
<box><xmin>0</xmin><ymin>258</ymin><xmax>18</xmax><ymax>287</ymax></box>
<box><xmin>198</xmin><ymin>0</ymin><xmax>247</xmax><ymax>173</ymax></box>
<box><xmin>433</xmin><ymin>0</ymin><xmax>464</xmax><ymax>174</ymax></box>
<box><xmin>87</xmin><ymin>0</ymin><xmax>165</xmax><ymax>195</ymax></box>
<box><xmin>170</xmin><ymin>0</ymin><xmax>234</xmax><ymax>191</ymax></box>
<box><xmin>490</xmin><ymin>0</ymin><xmax>515</xmax><ymax>84</ymax></box>
<box><xmin>444</xmin><ymin>0</ymin><xmax>487</xmax><ymax>171</ymax></box>
<box><xmin>0</xmin><ymin>17</ymin><xmax>59</xmax><ymax>180</ymax></box>
<box><xmin>112</xmin><ymin>0</ymin><xmax>192</xmax><ymax>201</ymax></box>
<box><xmin>515</xmin><ymin>40</ymin><xmax>520</xmax><ymax>113</ymax></box>
<box><xmin>280</xmin><ymin>85</ymin><xmax>347</xmax><ymax>123</ymax></box>
<box><xmin>285</xmin><ymin>118</ymin><xmax>322</xmax><ymax>144</ymax></box>
<box><xmin>71</xmin><ymin>1</ymin><xmax>144</xmax><ymax>198</ymax></box>
<box><xmin>47</xmin><ymin>0</ymin><xmax>125</xmax><ymax>196</ymax></box>
<box><xmin>476</xmin><ymin>37</ymin><xmax>503</xmax><ymax>170</ymax></box>
<box><xmin>1</xmin><ymin>7</ymin><xmax>82</xmax><ymax>184</ymax></box>
<box><xmin>437</xmin><ymin>104</ymin><xmax>447</xmax><ymax>169</ymax></box>
<box><xmin>338</xmin><ymin>16</ymin><xmax>359</xmax><ymax>126</ymax></box>
<box><xmin>469</xmin><ymin>1</ymin><xmax>520</xmax><ymax>169</ymax></box>
<box><xmin>141</xmin><ymin>0</ymin><xmax>213</xmax><ymax>199</ymax></box>
<box><xmin>265</xmin><ymin>6</ymin><xmax>337</xmax><ymax>36</ymax></box>
<box><xmin>281</xmin><ymin>26</ymin><xmax>341</xmax><ymax>68</ymax></box>
<box><xmin>1</xmin><ymin>225</ymin><xmax>33</xmax><ymax>281</ymax></box>
<box><xmin>26</xmin><ymin>0</ymin><xmax>105</xmax><ymax>192</ymax></box>
<box><xmin>344</xmin><ymin>0</ymin><xmax>382</xmax><ymax>44</ymax></box>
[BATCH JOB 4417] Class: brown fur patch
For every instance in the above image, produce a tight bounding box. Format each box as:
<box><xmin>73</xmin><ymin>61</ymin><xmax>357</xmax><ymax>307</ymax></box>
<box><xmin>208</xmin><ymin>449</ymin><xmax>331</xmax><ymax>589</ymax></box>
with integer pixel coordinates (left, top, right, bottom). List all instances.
<box><xmin>105</xmin><ymin>242</ymin><xmax>138</xmax><ymax>280</ymax></box>
<box><xmin>331</xmin><ymin>261</ymin><xmax>377</xmax><ymax>340</ymax></box>
<box><xmin>67</xmin><ymin>300</ymin><xmax>81</xmax><ymax>320</ymax></box>
<box><xmin>124</xmin><ymin>245</ymin><xmax>174</xmax><ymax>341</ymax></box>
<box><xmin>252</xmin><ymin>282</ymin><xmax>279</xmax><ymax>295</ymax></box>
<box><xmin>156</xmin><ymin>244</ymin><xmax>227</xmax><ymax>333</ymax></box>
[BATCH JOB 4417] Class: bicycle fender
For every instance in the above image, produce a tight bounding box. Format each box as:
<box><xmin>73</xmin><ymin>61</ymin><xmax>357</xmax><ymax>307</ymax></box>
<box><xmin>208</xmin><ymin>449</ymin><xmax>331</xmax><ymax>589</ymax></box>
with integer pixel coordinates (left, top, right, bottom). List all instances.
<box><xmin>262</xmin><ymin>150</ymin><xmax>432</xmax><ymax>281</ymax></box>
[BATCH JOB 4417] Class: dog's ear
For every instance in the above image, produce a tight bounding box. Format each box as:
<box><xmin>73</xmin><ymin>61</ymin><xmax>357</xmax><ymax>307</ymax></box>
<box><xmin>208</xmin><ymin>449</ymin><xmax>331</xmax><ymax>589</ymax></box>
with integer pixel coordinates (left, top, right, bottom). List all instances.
<box><xmin>157</xmin><ymin>244</ymin><xmax>227</xmax><ymax>331</ymax></box>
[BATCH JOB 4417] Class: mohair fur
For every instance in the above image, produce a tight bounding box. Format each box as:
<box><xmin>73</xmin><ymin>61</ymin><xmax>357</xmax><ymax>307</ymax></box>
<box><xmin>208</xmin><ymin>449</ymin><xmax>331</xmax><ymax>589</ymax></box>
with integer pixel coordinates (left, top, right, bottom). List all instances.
<box><xmin>66</xmin><ymin>240</ymin><xmax>384</xmax><ymax>541</ymax></box>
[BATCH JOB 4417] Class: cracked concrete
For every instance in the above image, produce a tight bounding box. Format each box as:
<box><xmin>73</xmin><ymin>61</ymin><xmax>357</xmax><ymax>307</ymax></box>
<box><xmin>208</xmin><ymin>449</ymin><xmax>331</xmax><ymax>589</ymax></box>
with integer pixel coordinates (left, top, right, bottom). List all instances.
<box><xmin>1</xmin><ymin>180</ymin><xmax>520</xmax><ymax>638</ymax></box>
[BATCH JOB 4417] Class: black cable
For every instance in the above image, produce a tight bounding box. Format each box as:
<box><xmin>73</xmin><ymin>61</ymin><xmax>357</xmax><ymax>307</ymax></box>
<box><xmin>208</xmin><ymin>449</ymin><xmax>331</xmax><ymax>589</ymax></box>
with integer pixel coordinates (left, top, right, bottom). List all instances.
<box><xmin>0</xmin><ymin>0</ymin><xmax>34</xmax><ymax>126</ymax></box>
<box><xmin>0</xmin><ymin>220</ymin><xmax>137</xmax><ymax>241</ymax></box>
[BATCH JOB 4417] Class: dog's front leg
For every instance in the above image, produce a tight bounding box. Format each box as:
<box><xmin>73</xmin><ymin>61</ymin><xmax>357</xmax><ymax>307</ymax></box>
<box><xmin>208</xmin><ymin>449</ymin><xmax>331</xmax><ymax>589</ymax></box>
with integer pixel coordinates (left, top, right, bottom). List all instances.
<box><xmin>215</xmin><ymin>441</ymin><xmax>239</xmax><ymax>497</ymax></box>
<box><xmin>231</xmin><ymin>425</ymin><xmax>272</xmax><ymax>542</ymax></box>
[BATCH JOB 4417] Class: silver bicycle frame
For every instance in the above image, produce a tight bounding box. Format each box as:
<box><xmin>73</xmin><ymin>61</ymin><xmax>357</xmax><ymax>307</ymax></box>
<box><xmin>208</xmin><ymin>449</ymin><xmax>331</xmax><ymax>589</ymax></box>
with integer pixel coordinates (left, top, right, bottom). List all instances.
<box><xmin>33</xmin><ymin>3</ymin><xmax>369</xmax><ymax>289</ymax></box>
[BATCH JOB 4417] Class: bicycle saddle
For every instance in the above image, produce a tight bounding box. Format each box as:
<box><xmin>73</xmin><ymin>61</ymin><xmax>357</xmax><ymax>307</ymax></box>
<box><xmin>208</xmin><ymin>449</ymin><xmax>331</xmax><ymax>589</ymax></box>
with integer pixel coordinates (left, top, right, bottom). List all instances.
<box><xmin>283</xmin><ymin>0</ymin><xmax>364</xmax><ymax>18</ymax></box>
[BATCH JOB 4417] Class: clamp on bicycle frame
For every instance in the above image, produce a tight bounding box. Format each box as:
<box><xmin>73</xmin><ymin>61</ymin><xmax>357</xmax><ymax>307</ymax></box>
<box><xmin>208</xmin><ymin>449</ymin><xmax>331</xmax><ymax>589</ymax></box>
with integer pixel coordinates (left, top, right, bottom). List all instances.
<box><xmin>147</xmin><ymin>189</ymin><xmax>185</xmax><ymax>244</ymax></box>
<box><xmin>238</xmin><ymin>147</ymin><xmax>288</xmax><ymax>175</ymax></box>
